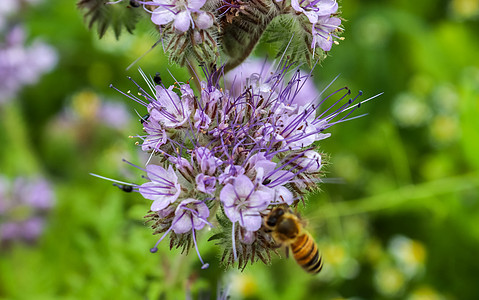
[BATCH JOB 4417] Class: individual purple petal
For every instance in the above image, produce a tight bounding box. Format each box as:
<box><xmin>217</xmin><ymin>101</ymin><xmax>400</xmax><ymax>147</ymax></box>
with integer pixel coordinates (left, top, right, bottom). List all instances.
<box><xmin>196</xmin><ymin>12</ymin><xmax>213</xmax><ymax>30</ymax></box>
<box><xmin>272</xmin><ymin>185</ymin><xmax>294</xmax><ymax>205</ymax></box>
<box><xmin>188</xmin><ymin>0</ymin><xmax>207</xmax><ymax>10</ymax></box>
<box><xmin>239</xmin><ymin>213</ymin><xmax>262</xmax><ymax>231</ymax></box>
<box><xmin>174</xmin><ymin>10</ymin><xmax>192</xmax><ymax>32</ymax></box>
<box><xmin>316</xmin><ymin>0</ymin><xmax>339</xmax><ymax>16</ymax></box>
<box><xmin>232</xmin><ymin>175</ymin><xmax>255</xmax><ymax>198</ymax></box>
<box><xmin>219</xmin><ymin>183</ymin><xmax>236</xmax><ymax>207</ymax></box>
<box><xmin>151</xmin><ymin>6</ymin><xmax>176</xmax><ymax>26</ymax></box>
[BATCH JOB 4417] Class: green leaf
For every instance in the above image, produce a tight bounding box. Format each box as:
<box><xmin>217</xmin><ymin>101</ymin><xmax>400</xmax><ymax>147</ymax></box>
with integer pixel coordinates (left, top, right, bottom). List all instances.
<box><xmin>77</xmin><ymin>0</ymin><xmax>143</xmax><ymax>39</ymax></box>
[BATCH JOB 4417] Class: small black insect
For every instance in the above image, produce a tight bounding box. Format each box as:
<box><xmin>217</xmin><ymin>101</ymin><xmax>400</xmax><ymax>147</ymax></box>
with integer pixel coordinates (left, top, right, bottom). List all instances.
<box><xmin>262</xmin><ymin>178</ymin><xmax>272</xmax><ymax>185</ymax></box>
<box><xmin>140</xmin><ymin>113</ymin><xmax>150</xmax><ymax>124</ymax></box>
<box><xmin>153</xmin><ymin>72</ymin><xmax>162</xmax><ymax>85</ymax></box>
<box><xmin>129</xmin><ymin>0</ymin><xmax>140</xmax><ymax>7</ymax></box>
<box><xmin>113</xmin><ymin>183</ymin><xmax>134</xmax><ymax>192</ymax></box>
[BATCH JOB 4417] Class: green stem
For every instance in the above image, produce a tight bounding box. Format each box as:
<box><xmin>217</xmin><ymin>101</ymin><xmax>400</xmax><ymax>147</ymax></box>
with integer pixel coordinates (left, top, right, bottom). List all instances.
<box><xmin>0</xmin><ymin>102</ymin><xmax>40</xmax><ymax>175</ymax></box>
<box><xmin>318</xmin><ymin>172</ymin><xmax>479</xmax><ymax>218</ymax></box>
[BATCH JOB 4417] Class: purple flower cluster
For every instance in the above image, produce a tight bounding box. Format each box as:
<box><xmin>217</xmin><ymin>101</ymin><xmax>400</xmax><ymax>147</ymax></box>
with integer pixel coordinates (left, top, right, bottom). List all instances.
<box><xmin>0</xmin><ymin>176</ymin><xmax>54</xmax><ymax>245</ymax></box>
<box><xmin>0</xmin><ymin>0</ymin><xmax>44</xmax><ymax>31</ymax></box>
<box><xmin>291</xmin><ymin>0</ymin><xmax>342</xmax><ymax>51</ymax></box>
<box><xmin>109</xmin><ymin>62</ymin><xmax>366</xmax><ymax>269</ymax></box>
<box><xmin>0</xmin><ymin>26</ymin><xmax>57</xmax><ymax>104</ymax></box>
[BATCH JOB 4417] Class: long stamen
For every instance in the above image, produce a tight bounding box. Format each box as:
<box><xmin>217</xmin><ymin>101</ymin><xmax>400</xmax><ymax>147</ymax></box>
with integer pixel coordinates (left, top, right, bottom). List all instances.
<box><xmin>192</xmin><ymin>225</ymin><xmax>209</xmax><ymax>269</ymax></box>
<box><xmin>89</xmin><ymin>173</ymin><xmax>137</xmax><ymax>186</ymax></box>
<box><xmin>231</xmin><ymin>221</ymin><xmax>238</xmax><ymax>261</ymax></box>
<box><xmin>150</xmin><ymin>225</ymin><xmax>174</xmax><ymax>253</ymax></box>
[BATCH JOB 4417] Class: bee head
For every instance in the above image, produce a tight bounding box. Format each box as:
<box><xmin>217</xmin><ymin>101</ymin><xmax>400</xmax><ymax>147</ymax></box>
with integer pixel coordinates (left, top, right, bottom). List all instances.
<box><xmin>266</xmin><ymin>207</ymin><xmax>285</xmax><ymax>227</ymax></box>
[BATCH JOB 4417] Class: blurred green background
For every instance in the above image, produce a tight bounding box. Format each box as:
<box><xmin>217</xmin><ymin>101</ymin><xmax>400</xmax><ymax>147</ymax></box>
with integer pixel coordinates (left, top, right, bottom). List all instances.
<box><xmin>1</xmin><ymin>0</ymin><xmax>479</xmax><ymax>299</ymax></box>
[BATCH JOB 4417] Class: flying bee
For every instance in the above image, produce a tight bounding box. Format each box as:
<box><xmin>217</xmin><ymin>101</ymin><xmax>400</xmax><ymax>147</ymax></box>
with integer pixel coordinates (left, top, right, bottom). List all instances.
<box><xmin>264</xmin><ymin>206</ymin><xmax>323</xmax><ymax>274</ymax></box>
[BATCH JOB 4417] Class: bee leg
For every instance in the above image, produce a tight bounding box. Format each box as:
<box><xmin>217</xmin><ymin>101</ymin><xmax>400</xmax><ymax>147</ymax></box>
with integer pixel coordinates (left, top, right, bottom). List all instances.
<box><xmin>271</xmin><ymin>243</ymin><xmax>282</xmax><ymax>249</ymax></box>
<box><xmin>285</xmin><ymin>246</ymin><xmax>290</xmax><ymax>259</ymax></box>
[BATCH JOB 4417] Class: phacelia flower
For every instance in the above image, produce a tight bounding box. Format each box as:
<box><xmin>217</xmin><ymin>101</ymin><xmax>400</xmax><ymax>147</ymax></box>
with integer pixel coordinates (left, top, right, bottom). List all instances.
<box><xmin>0</xmin><ymin>26</ymin><xmax>57</xmax><ymax>104</ymax></box>
<box><xmin>311</xmin><ymin>15</ymin><xmax>342</xmax><ymax>52</ymax></box>
<box><xmin>0</xmin><ymin>176</ymin><xmax>54</xmax><ymax>245</ymax></box>
<box><xmin>220</xmin><ymin>175</ymin><xmax>272</xmax><ymax>232</ymax></box>
<box><xmin>291</xmin><ymin>0</ymin><xmax>338</xmax><ymax>24</ymax></box>
<box><xmin>139</xmin><ymin>165</ymin><xmax>181</xmax><ymax>211</ymax></box>
<box><xmin>103</xmin><ymin>62</ymin><xmax>375</xmax><ymax>270</ymax></box>
<box><xmin>148</xmin><ymin>85</ymin><xmax>193</xmax><ymax>127</ymax></box>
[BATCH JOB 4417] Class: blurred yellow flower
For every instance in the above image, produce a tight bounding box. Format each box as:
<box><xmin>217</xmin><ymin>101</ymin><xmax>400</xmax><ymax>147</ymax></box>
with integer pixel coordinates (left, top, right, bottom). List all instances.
<box><xmin>430</xmin><ymin>115</ymin><xmax>459</xmax><ymax>144</ymax></box>
<box><xmin>389</xmin><ymin>235</ymin><xmax>427</xmax><ymax>278</ymax></box>
<box><xmin>374</xmin><ymin>265</ymin><xmax>405</xmax><ymax>296</ymax></box>
<box><xmin>72</xmin><ymin>90</ymin><xmax>100</xmax><ymax>121</ymax></box>
<box><xmin>450</xmin><ymin>0</ymin><xmax>479</xmax><ymax>19</ymax></box>
<box><xmin>408</xmin><ymin>285</ymin><xmax>446</xmax><ymax>300</ymax></box>
<box><xmin>230</xmin><ymin>272</ymin><xmax>258</xmax><ymax>298</ymax></box>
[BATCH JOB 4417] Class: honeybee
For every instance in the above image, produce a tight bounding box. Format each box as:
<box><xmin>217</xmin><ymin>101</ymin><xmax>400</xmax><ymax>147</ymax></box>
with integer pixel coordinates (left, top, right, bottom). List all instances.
<box><xmin>264</xmin><ymin>206</ymin><xmax>323</xmax><ymax>274</ymax></box>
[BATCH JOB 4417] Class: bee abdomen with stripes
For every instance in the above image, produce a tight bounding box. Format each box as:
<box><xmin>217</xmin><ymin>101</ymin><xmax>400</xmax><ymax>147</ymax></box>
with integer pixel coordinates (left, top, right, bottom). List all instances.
<box><xmin>291</xmin><ymin>233</ymin><xmax>323</xmax><ymax>273</ymax></box>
